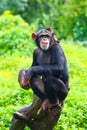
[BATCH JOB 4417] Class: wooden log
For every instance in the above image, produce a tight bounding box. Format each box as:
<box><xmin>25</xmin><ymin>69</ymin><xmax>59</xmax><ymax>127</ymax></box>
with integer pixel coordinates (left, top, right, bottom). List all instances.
<box><xmin>9</xmin><ymin>95</ymin><xmax>62</xmax><ymax>130</ymax></box>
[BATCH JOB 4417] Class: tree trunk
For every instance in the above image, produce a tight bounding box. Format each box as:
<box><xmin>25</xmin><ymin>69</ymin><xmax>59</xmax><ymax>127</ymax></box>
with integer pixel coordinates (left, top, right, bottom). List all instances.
<box><xmin>9</xmin><ymin>95</ymin><xmax>62</xmax><ymax>130</ymax></box>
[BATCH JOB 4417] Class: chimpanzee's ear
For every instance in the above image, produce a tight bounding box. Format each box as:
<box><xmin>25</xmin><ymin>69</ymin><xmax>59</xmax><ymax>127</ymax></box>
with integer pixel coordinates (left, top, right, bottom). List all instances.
<box><xmin>52</xmin><ymin>32</ymin><xmax>54</xmax><ymax>36</ymax></box>
<box><xmin>32</xmin><ymin>33</ymin><xmax>36</xmax><ymax>40</ymax></box>
<box><xmin>46</xmin><ymin>28</ymin><xmax>52</xmax><ymax>32</ymax></box>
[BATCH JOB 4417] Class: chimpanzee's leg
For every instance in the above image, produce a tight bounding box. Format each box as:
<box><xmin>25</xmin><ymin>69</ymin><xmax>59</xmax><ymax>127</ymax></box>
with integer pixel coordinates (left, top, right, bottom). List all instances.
<box><xmin>43</xmin><ymin>76</ymin><xmax>68</xmax><ymax>104</ymax></box>
<box><xmin>30</xmin><ymin>77</ymin><xmax>47</xmax><ymax>100</ymax></box>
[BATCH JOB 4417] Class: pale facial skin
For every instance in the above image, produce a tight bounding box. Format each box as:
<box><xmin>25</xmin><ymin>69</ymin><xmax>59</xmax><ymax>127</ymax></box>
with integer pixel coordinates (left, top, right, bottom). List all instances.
<box><xmin>39</xmin><ymin>35</ymin><xmax>50</xmax><ymax>51</ymax></box>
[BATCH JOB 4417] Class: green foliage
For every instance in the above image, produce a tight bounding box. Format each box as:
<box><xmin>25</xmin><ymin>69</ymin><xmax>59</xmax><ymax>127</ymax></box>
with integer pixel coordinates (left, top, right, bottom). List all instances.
<box><xmin>57</xmin><ymin>0</ymin><xmax>87</xmax><ymax>41</ymax></box>
<box><xmin>54</xmin><ymin>43</ymin><xmax>87</xmax><ymax>130</ymax></box>
<box><xmin>0</xmin><ymin>52</ymin><xmax>33</xmax><ymax>130</ymax></box>
<box><xmin>0</xmin><ymin>43</ymin><xmax>87</xmax><ymax>130</ymax></box>
<box><xmin>0</xmin><ymin>10</ymin><xmax>36</xmax><ymax>56</ymax></box>
<box><xmin>0</xmin><ymin>0</ymin><xmax>87</xmax><ymax>41</ymax></box>
<box><xmin>0</xmin><ymin>0</ymin><xmax>28</xmax><ymax>14</ymax></box>
<box><xmin>0</xmin><ymin>4</ymin><xmax>87</xmax><ymax>130</ymax></box>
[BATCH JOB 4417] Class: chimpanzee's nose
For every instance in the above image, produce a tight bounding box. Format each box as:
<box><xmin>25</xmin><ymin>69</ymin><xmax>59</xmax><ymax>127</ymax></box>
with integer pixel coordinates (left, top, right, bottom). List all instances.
<box><xmin>43</xmin><ymin>38</ymin><xmax>47</xmax><ymax>41</ymax></box>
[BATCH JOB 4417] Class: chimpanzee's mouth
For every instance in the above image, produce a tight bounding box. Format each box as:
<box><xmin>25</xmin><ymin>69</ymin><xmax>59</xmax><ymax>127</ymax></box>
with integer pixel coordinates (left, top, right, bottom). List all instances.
<box><xmin>40</xmin><ymin>42</ymin><xmax>49</xmax><ymax>50</ymax></box>
<box><xmin>42</xmin><ymin>42</ymin><xmax>48</xmax><ymax>45</ymax></box>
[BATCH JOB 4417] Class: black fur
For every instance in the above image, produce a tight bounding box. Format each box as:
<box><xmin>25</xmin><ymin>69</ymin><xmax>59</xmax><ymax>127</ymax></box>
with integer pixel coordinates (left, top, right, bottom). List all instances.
<box><xmin>20</xmin><ymin>29</ymin><xmax>69</xmax><ymax>104</ymax></box>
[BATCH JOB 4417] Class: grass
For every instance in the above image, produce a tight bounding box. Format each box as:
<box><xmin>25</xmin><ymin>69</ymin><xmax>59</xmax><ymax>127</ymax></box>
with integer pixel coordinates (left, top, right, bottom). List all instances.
<box><xmin>0</xmin><ymin>43</ymin><xmax>87</xmax><ymax>130</ymax></box>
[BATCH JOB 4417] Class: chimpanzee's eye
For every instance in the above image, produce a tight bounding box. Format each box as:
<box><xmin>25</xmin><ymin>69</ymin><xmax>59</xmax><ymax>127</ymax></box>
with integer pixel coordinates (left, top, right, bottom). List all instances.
<box><xmin>39</xmin><ymin>35</ymin><xmax>44</xmax><ymax>38</ymax></box>
<box><xmin>45</xmin><ymin>35</ymin><xmax>50</xmax><ymax>38</ymax></box>
<box><xmin>39</xmin><ymin>35</ymin><xmax>50</xmax><ymax>39</ymax></box>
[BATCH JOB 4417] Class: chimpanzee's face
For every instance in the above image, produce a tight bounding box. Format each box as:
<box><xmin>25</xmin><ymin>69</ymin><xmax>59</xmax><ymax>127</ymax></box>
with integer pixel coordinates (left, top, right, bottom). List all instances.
<box><xmin>39</xmin><ymin>34</ymin><xmax>50</xmax><ymax>51</ymax></box>
<box><xmin>32</xmin><ymin>29</ymin><xmax>53</xmax><ymax>51</ymax></box>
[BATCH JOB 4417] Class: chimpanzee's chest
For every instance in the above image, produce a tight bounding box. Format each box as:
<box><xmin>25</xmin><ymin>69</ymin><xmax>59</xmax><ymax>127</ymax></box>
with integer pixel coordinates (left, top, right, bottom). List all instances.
<box><xmin>37</xmin><ymin>51</ymin><xmax>51</xmax><ymax>65</ymax></box>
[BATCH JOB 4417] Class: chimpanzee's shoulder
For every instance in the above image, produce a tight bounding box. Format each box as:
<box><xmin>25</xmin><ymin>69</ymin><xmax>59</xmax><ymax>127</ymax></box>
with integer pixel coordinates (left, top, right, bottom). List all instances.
<box><xmin>33</xmin><ymin>48</ymin><xmax>41</xmax><ymax>55</ymax></box>
<box><xmin>51</xmin><ymin>43</ymin><xmax>61</xmax><ymax>50</ymax></box>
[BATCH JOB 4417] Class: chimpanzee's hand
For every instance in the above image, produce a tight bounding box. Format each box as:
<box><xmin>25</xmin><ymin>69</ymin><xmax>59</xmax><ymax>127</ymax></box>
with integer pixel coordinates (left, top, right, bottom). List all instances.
<box><xmin>18</xmin><ymin>70</ymin><xmax>31</xmax><ymax>90</ymax></box>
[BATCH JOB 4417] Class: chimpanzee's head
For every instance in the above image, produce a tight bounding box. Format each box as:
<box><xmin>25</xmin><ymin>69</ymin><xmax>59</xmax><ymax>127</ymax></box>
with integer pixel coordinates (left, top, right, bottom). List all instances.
<box><xmin>32</xmin><ymin>28</ymin><xmax>55</xmax><ymax>51</ymax></box>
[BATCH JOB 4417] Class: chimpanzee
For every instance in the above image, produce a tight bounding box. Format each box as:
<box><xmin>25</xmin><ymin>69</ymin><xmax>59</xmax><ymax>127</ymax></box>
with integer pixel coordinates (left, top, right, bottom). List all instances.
<box><xmin>18</xmin><ymin>28</ymin><xmax>69</xmax><ymax>114</ymax></box>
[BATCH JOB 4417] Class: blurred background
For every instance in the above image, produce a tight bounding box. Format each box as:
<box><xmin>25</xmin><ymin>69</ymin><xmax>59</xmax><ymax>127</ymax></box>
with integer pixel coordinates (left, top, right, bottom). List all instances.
<box><xmin>0</xmin><ymin>0</ymin><xmax>87</xmax><ymax>41</ymax></box>
<box><xmin>0</xmin><ymin>0</ymin><xmax>87</xmax><ymax>130</ymax></box>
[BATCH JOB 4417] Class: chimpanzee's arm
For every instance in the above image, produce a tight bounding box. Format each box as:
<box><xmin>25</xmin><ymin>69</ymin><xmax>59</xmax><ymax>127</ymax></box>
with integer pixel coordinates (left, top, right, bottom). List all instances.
<box><xmin>18</xmin><ymin>49</ymin><xmax>39</xmax><ymax>88</ymax></box>
<box><xmin>27</xmin><ymin>44</ymin><xmax>66</xmax><ymax>77</ymax></box>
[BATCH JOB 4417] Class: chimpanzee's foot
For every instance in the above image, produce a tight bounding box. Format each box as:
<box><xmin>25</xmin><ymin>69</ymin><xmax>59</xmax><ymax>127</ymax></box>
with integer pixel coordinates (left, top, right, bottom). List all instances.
<box><xmin>48</xmin><ymin>100</ymin><xmax>59</xmax><ymax>109</ymax></box>
<box><xmin>48</xmin><ymin>99</ymin><xmax>63</xmax><ymax>110</ymax></box>
<box><xmin>37</xmin><ymin>99</ymin><xmax>63</xmax><ymax>115</ymax></box>
<box><xmin>37</xmin><ymin>99</ymin><xmax>49</xmax><ymax>115</ymax></box>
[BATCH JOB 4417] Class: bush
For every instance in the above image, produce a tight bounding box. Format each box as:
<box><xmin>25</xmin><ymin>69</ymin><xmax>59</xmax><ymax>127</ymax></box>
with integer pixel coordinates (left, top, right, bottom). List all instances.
<box><xmin>54</xmin><ymin>43</ymin><xmax>87</xmax><ymax>130</ymax></box>
<box><xmin>0</xmin><ymin>1</ymin><xmax>87</xmax><ymax>41</ymax></box>
<box><xmin>0</xmin><ymin>10</ymin><xmax>36</xmax><ymax>56</ymax></box>
<box><xmin>0</xmin><ymin>52</ymin><xmax>33</xmax><ymax>130</ymax></box>
<box><xmin>56</xmin><ymin>0</ymin><xmax>87</xmax><ymax>41</ymax></box>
